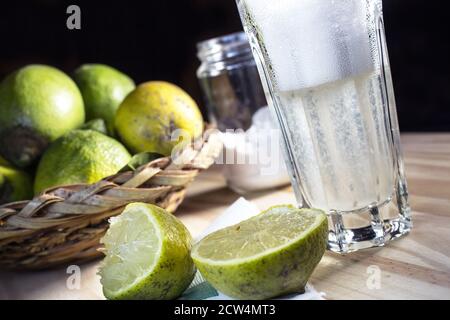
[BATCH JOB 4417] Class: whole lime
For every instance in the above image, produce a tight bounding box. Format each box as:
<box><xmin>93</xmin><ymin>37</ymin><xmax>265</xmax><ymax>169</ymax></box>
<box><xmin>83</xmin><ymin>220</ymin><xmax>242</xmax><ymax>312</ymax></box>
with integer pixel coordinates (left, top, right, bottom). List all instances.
<box><xmin>34</xmin><ymin>130</ymin><xmax>131</xmax><ymax>194</ymax></box>
<box><xmin>80</xmin><ymin>118</ymin><xmax>108</xmax><ymax>135</ymax></box>
<box><xmin>73</xmin><ymin>64</ymin><xmax>135</xmax><ymax>136</ymax></box>
<box><xmin>0</xmin><ymin>65</ymin><xmax>85</xmax><ymax>168</ymax></box>
<box><xmin>0</xmin><ymin>163</ymin><xmax>33</xmax><ymax>204</ymax></box>
<box><xmin>115</xmin><ymin>81</ymin><xmax>204</xmax><ymax>156</ymax></box>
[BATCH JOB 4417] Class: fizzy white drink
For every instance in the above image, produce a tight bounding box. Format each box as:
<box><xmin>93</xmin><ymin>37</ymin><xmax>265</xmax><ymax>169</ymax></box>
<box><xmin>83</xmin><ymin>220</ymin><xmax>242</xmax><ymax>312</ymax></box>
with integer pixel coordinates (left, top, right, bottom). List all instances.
<box><xmin>278</xmin><ymin>72</ymin><xmax>394</xmax><ymax>212</ymax></box>
<box><xmin>240</xmin><ymin>0</ymin><xmax>395</xmax><ymax>212</ymax></box>
<box><xmin>237</xmin><ymin>0</ymin><xmax>412</xmax><ymax>253</ymax></box>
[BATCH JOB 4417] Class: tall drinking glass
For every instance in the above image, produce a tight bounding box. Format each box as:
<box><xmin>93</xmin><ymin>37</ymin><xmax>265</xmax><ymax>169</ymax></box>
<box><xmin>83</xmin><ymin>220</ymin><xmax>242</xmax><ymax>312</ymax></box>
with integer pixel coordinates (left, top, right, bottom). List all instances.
<box><xmin>236</xmin><ymin>0</ymin><xmax>412</xmax><ymax>253</ymax></box>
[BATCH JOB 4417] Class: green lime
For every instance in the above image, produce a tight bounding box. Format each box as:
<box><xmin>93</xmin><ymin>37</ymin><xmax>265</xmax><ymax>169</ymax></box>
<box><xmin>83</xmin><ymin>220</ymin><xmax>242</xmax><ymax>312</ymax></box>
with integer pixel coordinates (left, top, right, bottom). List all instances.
<box><xmin>99</xmin><ymin>203</ymin><xmax>196</xmax><ymax>300</ymax></box>
<box><xmin>34</xmin><ymin>130</ymin><xmax>131</xmax><ymax>194</ymax></box>
<box><xmin>73</xmin><ymin>64</ymin><xmax>135</xmax><ymax>136</ymax></box>
<box><xmin>0</xmin><ymin>164</ymin><xmax>33</xmax><ymax>204</ymax></box>
<box><xmin>0</xmin><ymin>65</ymin><xmax>85</xmax><ymax>168</ymax></box>
<box><xmin>80</xmin><ymin>118</ymin><xmax>108</xmax><ymax>135</ymax></box>
<box><xmin>191</xmin><ymin>205</ymin><xmax>328</xmax><ymax>300</ymax></box>
<box><xmin>115</xmin><ymin>81</ymin><xmax>204</xmax><ymax>156</ymax></box>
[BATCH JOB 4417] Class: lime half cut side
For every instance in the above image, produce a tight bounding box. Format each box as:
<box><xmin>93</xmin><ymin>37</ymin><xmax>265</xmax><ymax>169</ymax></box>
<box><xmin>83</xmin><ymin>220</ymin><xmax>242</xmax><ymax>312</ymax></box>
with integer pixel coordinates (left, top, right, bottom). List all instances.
<box><xmin>191</xmin><ymin>205</ymin><xmax>328</xmax><ymax>300</ymax></box>
<box><xmin>99</xmin><ymin>203</ymin><xmax>195</xmax><ymax>300</ymax></box>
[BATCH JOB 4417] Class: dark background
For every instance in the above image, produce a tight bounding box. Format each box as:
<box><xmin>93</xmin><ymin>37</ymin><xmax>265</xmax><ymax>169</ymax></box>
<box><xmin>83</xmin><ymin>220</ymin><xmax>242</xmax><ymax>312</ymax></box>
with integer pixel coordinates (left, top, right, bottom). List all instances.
<box><xmin>0</xmin><ymin>0</ymin><xmax>449</xmax><ymax>132</ymax></box>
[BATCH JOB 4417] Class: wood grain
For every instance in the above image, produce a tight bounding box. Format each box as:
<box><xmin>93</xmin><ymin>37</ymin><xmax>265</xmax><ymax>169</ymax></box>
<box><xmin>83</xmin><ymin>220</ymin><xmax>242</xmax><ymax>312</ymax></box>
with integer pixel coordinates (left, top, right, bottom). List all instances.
<box><xmin>178</xmin><ymin>133</ymin><xmax>450</xmax><ymax>300</ymax></box>
<box><xmin>0</xmin><ymin>133</ymin><xmax>449</xmax><ymax>299</ymax></box>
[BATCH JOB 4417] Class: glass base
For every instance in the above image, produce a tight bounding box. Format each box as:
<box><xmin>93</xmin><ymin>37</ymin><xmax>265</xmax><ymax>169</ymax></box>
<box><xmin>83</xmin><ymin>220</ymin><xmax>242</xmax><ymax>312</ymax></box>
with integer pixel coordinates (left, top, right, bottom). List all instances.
<box><xmin>327</xmin><ymin>198</ymin><xmax>412</xmax><ymax>254</ymax></box>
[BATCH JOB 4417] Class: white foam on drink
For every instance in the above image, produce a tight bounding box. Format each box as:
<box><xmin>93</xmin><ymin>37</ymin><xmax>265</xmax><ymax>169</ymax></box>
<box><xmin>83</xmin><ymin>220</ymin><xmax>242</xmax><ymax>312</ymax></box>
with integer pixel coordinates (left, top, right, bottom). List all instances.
<box><xmin>244</xmin><ymin>0</ymin><xmax>375</xmax><ymax>91</ymax></box>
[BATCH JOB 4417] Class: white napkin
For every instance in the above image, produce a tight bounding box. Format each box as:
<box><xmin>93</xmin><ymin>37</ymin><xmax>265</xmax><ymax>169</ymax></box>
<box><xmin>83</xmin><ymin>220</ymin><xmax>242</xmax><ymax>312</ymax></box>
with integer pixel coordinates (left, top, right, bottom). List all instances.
<box><xmin>180</xmin><ymin>197</ymin><xmax>325</xmax><ymax>300</ymax></box>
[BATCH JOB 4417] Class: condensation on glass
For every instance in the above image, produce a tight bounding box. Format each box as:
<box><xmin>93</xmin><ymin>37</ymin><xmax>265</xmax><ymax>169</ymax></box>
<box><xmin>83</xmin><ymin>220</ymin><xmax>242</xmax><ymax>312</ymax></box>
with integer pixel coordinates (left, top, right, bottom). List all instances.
<box><xmin>236</xmin><ymin>0</ymin><xmax>412</xmax><ymax>253</ymax></box>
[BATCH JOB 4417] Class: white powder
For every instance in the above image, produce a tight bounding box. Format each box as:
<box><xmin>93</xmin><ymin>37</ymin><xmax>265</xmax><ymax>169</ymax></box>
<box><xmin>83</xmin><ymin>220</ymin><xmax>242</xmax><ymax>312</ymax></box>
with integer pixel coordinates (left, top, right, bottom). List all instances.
<box><xmin>221</xmin><ymin>107</ymin><xmax>290</xmax><ymax>193</ymax></box>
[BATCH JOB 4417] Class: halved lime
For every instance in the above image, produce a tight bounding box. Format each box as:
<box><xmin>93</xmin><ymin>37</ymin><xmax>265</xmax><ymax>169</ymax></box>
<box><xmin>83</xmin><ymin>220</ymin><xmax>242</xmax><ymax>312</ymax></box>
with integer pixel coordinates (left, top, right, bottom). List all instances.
<box><xmin>99</xmin><ymin>203</ymin><xmax>196</xmax><ymax>300</ymax></box>
<box><xmin>191</xmin><ymin>205</ymin><xmax>328</xmax><ymax>300</ymax></box>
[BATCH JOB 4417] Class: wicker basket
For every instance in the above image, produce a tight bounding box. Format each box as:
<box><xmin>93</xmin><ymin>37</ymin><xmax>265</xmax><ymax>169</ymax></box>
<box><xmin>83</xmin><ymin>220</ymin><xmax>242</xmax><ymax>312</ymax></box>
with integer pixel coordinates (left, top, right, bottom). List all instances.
<box><xmin>0</xmin><ymin>131</ymin><xmax>222</xmax><ymax>270</ymax></box>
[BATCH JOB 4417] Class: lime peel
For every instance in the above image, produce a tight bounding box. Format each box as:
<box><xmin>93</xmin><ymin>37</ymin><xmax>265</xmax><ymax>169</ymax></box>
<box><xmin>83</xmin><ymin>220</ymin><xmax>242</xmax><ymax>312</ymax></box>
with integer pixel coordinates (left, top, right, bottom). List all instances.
<box><xmin>191</xmin><ymin>205</ymin><xmax>328</xmax><ymax>300</ymax></box>
<box><xmin>99</xmin><ymin>203</ymin><xmax>195</xmax><ymax>300</ymax></box>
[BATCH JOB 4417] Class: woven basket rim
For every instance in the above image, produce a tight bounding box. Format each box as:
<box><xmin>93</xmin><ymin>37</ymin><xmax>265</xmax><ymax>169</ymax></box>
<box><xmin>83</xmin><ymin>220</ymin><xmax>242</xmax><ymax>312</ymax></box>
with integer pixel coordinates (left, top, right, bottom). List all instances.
<box><xmin>0</xmin><ymin>130</ymin><xmax>222</xmax><ymax>270</ymax></box>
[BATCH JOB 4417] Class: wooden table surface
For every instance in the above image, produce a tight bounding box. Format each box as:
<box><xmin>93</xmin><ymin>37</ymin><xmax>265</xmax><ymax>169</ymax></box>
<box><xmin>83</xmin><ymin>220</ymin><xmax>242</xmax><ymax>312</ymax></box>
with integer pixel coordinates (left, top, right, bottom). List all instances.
<box><xmin>179</xmin><ymin>133</ymin><xmax>450</xmax><ymax>300</ymax></box>
<box><xmin>0</xmin><ymin>133</ymin><xmax>449</xmax><ymax>300</ymax></box>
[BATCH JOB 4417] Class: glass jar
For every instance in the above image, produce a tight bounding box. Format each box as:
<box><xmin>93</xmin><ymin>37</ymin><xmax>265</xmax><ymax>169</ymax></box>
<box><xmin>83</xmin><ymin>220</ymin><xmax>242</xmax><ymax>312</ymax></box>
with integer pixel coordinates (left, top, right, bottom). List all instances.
<box><xmin>197</xmin><ymin>32</ymin><xmax>266</xmax><ymax>131</ymax></box>
<box><xmin>196</xmin><ymin>32</ymin><xmax>289</xmax><ymax>194</ymax></box>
